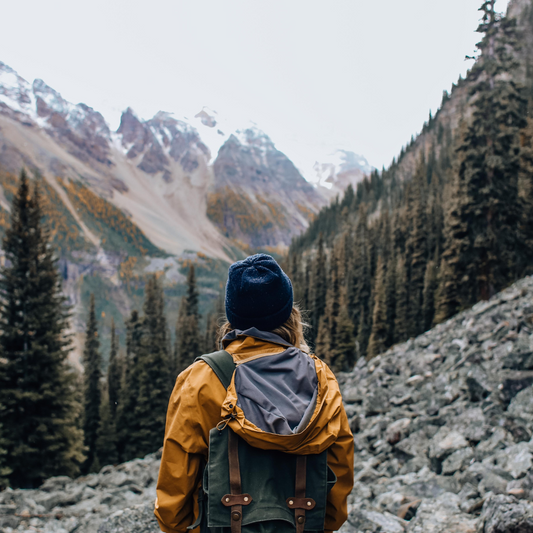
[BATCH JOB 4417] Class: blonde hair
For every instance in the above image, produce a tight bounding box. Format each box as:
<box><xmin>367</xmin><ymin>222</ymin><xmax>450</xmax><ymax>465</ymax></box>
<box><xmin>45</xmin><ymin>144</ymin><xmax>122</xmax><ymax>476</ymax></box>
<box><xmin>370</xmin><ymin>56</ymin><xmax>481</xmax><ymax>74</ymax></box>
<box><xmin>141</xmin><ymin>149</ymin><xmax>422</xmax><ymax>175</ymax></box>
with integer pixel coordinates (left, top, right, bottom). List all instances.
<box><xmin>217</xmin><ymin>305</ymin><xmax>310</xmax><ymax>353</ymax></box>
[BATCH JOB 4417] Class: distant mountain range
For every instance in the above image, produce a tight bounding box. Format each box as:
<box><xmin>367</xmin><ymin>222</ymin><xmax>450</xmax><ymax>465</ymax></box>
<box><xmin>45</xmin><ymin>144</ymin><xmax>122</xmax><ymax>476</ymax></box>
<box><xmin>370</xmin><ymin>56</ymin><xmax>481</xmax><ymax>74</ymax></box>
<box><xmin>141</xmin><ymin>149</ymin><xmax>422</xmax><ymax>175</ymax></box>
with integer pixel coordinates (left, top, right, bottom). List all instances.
<box><xmin>0</xmin><ymin>61</ymin><xmax>372</xmax><ymax>359</ymax></box>
<box><xmin>0</xmin><ymin>62</ymin><xmax>372</xmax><ymax>257</ymax></box>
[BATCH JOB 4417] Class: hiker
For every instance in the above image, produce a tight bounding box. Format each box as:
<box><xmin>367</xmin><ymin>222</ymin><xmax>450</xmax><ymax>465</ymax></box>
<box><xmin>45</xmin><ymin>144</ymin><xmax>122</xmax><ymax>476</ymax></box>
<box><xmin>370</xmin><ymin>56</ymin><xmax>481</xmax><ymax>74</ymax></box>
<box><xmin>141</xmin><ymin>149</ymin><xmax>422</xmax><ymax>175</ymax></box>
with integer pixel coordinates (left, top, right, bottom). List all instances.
<box><xmin>155</xmin><ymin>254</ymin><xmax>354</xmax><ymax>533</ymax></box>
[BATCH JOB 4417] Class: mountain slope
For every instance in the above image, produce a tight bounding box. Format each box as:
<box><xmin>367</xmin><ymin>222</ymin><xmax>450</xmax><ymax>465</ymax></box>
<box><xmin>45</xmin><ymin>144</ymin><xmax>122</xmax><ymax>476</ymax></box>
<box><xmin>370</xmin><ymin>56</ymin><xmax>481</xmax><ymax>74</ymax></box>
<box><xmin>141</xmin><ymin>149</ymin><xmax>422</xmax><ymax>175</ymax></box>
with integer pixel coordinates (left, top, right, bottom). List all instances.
<box><xmin>0</xmin><ymin>62</ymin><xmax>359</xmax><ymax>258</ymax></box>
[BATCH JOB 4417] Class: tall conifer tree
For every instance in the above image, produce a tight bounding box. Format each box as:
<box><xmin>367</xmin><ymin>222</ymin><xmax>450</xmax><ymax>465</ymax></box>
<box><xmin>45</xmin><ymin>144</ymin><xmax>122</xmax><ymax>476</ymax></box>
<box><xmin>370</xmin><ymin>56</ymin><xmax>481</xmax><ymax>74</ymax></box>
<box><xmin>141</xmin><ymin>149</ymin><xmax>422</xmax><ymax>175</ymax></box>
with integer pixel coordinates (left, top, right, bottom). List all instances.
<box><xmin>406</xmin><ymin>160</ymin><xmax>428</xmax><ymax>337</ymax></box>
<box><xmin>442</xmin><ymin>0</ymin><xmax>528</xmax><ymax>305</ymax></box>
<box><xmin>0</xmin><ymin>171</ymin><xmax>84</xmax><ymax>487</ymax></box>
<box><xmin>83</xmin><ymin>294</ymin><xmax>102</xmax><ymax>472</ymax></box>
<box><xmin>310</xmin><ymin>234</ymin><xmax>327</xmax><ymax>342</ymax></box>
<box><xmin>135</xmin><ymin>275</ymin><xmax>172</xmax><ymax>457</ymax></box>
<box><xmin>95</xmin><ymin>384</ymin><xmax>118</xmax><ymax>468</ymax></box>
<box><xmin>368</xmin><ymin>256</ymin><xmax>388</xmax><ymax>358</ymax></box>
<box><xmin>107</xmin><ymin>319</ymin><xmax>122</xmax><ymax>421</ymax></box>
<box><xmin>176</xmin><ymin>266</ymin><xmax>202</xmax><ymax>371</ymax></box>
<box><xmin>116</xmin><ymin>309</ymin><xmax>142</xmax><ymax>461</ymax></box>
<box><xmin>394</xmin><ymin>257</ymin><xmax>409</xmax><ymax>342</ymax></box>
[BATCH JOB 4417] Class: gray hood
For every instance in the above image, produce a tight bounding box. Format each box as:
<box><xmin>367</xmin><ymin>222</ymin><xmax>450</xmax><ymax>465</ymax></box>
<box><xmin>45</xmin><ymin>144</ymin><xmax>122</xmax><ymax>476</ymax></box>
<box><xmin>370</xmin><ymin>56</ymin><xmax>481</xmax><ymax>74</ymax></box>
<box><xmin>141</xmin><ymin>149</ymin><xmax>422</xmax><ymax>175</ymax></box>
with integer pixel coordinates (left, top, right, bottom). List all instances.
<box><xmin>223</xmin><ymin>329</ymin><xmax>318</xmax><ymax>436</ymax></box>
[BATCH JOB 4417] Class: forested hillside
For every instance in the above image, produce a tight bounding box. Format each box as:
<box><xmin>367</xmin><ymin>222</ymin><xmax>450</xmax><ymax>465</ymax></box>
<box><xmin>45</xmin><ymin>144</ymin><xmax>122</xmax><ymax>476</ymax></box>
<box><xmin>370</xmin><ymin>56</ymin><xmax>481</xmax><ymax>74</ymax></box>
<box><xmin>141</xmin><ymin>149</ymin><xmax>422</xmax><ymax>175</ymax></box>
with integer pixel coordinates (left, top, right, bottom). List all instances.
<box><xmin>285</xmin><ymin>0</ymin><xmax>533</xmax><ymax>368</ymax></box>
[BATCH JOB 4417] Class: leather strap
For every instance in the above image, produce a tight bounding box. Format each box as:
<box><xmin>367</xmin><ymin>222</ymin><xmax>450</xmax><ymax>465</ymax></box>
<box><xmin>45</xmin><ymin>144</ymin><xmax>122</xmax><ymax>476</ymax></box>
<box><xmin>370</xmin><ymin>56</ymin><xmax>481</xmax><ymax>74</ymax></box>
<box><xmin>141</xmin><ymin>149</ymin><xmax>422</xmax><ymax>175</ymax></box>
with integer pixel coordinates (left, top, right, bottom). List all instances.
<box><xmin>286</xmin><ymin>497</ymin><xmax>316</xmax><ymax>510</ymax></box>
<box><xmin>294</xmin><ymin>456</ymin><xmax>308</xmax><ymax>533</ymax></box>
<box><xmin>228</xmin><ymin>430</ymin><xmax>243</xmax><ymax>533</ymax></box>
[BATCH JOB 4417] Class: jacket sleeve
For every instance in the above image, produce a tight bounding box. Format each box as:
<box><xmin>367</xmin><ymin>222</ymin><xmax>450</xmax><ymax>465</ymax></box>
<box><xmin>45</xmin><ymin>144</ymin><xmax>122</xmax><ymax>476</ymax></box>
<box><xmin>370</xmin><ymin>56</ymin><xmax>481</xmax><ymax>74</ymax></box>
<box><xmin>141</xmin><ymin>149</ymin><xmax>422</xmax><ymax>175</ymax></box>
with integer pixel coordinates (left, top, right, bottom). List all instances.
<box><xmin>325</xmin><ymin>401</ymin><xmax>354</xmax><ymax>532</ymax></box>
<box><xmin>154</xmin><ymin>361</ymin><xmax>227</xmax><ymax>533</ymax></box>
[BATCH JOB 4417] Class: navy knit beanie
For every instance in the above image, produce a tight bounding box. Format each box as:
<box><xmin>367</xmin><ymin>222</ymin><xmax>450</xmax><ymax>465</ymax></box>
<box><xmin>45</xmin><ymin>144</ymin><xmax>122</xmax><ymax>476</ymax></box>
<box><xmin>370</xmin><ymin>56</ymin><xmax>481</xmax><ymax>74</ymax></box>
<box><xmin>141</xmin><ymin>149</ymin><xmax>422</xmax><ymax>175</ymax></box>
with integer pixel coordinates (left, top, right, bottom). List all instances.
<box><xmin>225</xmin><ymin>254</ymin><xmax>293</xmax><ymax>331</ymax></box>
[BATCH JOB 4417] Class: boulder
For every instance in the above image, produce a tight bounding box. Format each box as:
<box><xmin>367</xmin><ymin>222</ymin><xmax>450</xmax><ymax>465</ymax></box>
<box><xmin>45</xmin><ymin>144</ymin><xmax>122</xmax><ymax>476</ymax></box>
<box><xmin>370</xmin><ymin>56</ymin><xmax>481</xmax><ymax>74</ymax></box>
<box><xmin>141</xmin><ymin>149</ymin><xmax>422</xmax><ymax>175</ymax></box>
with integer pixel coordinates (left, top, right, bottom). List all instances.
<box><xmin>97</xmin><ymin>502</ymin><xmax>160</xmax><ymax>533</ymax></box>
<box><xmin>478</xmin><ymin>494</ymin><xmax>533</xmax><ymax>533</ymax></box>
<box><xmin>406</xmin><ymin>493</ymin><xmax>477</xmax><ymax>533</ymax></box>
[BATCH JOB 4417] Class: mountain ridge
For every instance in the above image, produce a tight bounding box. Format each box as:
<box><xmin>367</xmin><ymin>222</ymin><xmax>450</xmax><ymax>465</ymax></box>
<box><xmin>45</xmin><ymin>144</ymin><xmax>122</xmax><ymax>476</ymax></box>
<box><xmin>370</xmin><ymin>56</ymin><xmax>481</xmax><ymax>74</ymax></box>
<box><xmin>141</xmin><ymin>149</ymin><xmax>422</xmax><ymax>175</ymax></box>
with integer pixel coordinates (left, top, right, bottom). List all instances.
<box><xmin>0</xmin><ymin>60</ymin><xmax>372</xmax><ymax>257</ymax></box>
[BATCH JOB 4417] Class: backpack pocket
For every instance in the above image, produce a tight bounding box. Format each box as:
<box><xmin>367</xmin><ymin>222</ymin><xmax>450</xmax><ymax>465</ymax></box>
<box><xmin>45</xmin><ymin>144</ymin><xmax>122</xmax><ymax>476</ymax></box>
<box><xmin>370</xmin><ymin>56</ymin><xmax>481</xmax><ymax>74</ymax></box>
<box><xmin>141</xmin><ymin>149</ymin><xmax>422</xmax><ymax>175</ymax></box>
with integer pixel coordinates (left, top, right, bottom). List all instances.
<box><xmin>206</xmin><ymin>427</ymin><xmax>330</xmax><ymax>532</ymax></box>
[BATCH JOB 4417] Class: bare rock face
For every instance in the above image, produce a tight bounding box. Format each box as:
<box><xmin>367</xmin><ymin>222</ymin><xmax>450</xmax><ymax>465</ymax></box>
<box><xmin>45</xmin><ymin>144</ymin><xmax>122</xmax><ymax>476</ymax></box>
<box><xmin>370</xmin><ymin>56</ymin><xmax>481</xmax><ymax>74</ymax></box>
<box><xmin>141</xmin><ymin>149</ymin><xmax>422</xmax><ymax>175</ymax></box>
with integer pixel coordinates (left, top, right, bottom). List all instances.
<box><xmin>32</xmin><ymin>79</ymin><xmax>112</xmax><ymax>167</ymax></box>
<box><xmin>210</xmin><ymin>128</ymin><xmax>326</xmax><ymax>247</ymax></box>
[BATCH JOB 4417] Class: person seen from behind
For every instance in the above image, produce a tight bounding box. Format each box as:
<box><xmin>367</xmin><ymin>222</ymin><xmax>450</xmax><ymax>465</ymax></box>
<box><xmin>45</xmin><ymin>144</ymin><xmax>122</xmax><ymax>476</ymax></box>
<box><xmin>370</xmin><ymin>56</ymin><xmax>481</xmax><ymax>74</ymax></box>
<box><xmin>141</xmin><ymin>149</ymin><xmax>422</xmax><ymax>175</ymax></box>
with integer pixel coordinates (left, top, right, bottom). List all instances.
<box><xmin>155</xmin><ymin>253</ymin><xmax>354</xmax><ymax>533</ymax></box>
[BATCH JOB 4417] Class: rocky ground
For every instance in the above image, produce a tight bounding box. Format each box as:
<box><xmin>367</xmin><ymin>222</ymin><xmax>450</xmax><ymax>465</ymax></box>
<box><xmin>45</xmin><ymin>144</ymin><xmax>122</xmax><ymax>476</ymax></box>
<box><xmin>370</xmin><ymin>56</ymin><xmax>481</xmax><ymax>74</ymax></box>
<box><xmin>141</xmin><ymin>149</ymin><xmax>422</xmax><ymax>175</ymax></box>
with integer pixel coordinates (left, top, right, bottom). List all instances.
<box><xmin>337</xmin><ymin>275</ymin><xmax>533</xmax><ymax>532</ymax></box>
<box><xmin>0</xmin><ymin>453</ymin><xmax>160</xmax><ymax>533</ymax></box>
<box><xmin>3</xmin><ymin>277</ymin><xmax>533</xmax><ymax>532</ymax></box>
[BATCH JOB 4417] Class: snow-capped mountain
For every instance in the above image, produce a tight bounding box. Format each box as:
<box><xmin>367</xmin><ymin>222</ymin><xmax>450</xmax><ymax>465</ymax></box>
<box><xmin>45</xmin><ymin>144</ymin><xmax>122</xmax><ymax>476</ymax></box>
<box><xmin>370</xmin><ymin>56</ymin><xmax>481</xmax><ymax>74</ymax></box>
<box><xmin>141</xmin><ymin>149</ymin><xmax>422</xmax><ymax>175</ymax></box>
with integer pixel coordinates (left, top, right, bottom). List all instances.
<box><xmin>312</xmin><ymin>149</ymin><xmax>373</xmax><ymax>197</ymax></box>
<box><xmin>0</xmin><ymin>61</ymin><xmax>371</xmax><ymax>258</ymax></box>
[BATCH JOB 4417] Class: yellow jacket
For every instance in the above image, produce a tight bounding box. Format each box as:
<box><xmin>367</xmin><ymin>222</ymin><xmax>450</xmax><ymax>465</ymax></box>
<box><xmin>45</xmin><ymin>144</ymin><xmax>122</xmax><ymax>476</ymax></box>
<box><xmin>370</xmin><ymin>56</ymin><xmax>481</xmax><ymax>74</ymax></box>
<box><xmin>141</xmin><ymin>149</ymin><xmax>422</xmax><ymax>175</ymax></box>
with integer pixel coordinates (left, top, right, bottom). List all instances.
<box><xmin>155</xmin><ymin>333</ymin><xmax>354</xmax><ymax>533</ymax></box>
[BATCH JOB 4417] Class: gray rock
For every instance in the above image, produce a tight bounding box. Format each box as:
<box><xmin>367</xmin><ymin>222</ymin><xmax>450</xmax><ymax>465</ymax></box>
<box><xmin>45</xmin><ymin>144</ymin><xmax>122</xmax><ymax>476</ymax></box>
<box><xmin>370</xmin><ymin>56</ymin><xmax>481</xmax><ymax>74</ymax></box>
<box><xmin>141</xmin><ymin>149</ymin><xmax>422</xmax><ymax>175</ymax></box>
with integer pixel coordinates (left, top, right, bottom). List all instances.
<box><xmin>406</xmin><ymin>493</ymin><xmax>477</xmax><ymax>532</ymax></box>
<box><xmin>97</xmin><ymin>502</ymin><xmax>160</xmax><ymax>533</ymax></box>
<box><xmin>503</xmin><ymin>350</ymin><xmax>533</xmax><ymax>370</ymax></box>
<box><xmin>508</xmin><ymin>384</ymin><xmax>533</xmax><ymax>421</ymax></box>
<box><xmin>478</xmin><ymin>494</ymin><xmax>533</xmax><ymax>533</ymax></box>
<box><xmin>466</xmin><ymin>366</ymin><xmax>492</xmax><ymax>402</ymax></box>
<box><xmin>39</xmin><ymin>476</ymin><xmax>72</xmax><ymax>492</ymax></box>
<box><xmin>442</xmin><ymin>447</ymin><xmax>474</xmax><ymax>475</ymax></box>
<box><xmin>346</xmin><ymin>508</ymin><xmax>405</xmax><ymax>533</ymax></box>
<box><xmin>429</xmin><ymin>428</ymin><xmax>468</xmax><ymax>461</ymax></box>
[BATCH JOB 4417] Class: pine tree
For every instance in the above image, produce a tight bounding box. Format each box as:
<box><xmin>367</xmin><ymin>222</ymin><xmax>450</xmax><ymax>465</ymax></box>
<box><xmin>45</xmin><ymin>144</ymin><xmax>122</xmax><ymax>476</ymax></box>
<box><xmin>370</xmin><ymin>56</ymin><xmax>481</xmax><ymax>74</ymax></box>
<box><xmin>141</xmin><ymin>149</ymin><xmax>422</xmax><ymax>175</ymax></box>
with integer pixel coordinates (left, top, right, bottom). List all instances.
<box><xmin>324</xmin><ymin>250</ymin><xmax>341</xmax><ymax>365</ymax></box>
<box><xmin>310</xmin><ymin>234</ymin><xmax>327</xmax><ymax>343</ymax></box>
<box><xmin>422</xmin><ymin>258</ymin><xmax>438</xmax><ymax>331</ymax></box>
<box><xmin>314</xmin><ymin>315</ymin><xmax>331</xmax><ymax>361</ymax></box>
<box><xmin>0</xmin><ymin>171</ymin><xmax>84</xmax><ymax>487</ymax></box>
<box><xmin>134</xmin><ymin>275</ymin><xmax>172</xmax><ymax>457</ymax></box>
<box><xmin>443</xmin><ymin>0</ymin><xmax>528</xmax><ymax>305</ymax></box>
<box><xmin>107</xmin><ymin>319</ymin><xmax>122</xmax><ymax>421</ymax></box>
<box><xmin>406</xmin><ymin>160</ymin><xmax>428</xmax><ymax>337</ymax></box>
<box><xmin>95</xmin><ymin>384</ymin><xmax>118</xmax><ymax>468</ymax></box>
<box><xmin>350</xmin><ymin>209</ymin><xmax>372</xmax><ymax>357</ymax></box>
<box><xmin>83</xmin><ymin>294</ymin><xmax>102</xmax><ymax>473</ymax></box>
<box><xmin>116</xmin><ymin>309</ymin><xmax>142</xmax><ymax>462</ymax></box>
<box><xmin>368</xmin><ymin>256</ymin><xmax>387</xmax><ymax>358</ymax></box>
<box><xmin>384</xmin><ymin>252</ymin><xmax>396</xmax><ymax>347</ymax></box>
<box><xmin>0</xmin><ymin>423</ymin><xmax>12</xmax><ymax>489</ymax></box>
<box><xmin>204</xmin><ymin>295</ymin><xmax>224</xmax><ymax>356</ymax></box>
<box><xmin>519</xmin><ymin>111</ymin><xmax>533</xmax><ymax>270</ymax></box>
<box><xmin>330</xmin><ymin>306</ymin><xmax>356</xmax><ymax>372</ymax></box>
<box><xmin>394</xmin><ymin>257</ymin><xmax>409</xmax><ymax>342</ymax></box>
<box><xmin>356</xmin><ymin>210</ymin><xmax>372</xmax><ymax>356</ymax></box>
<box><xmin>176</xmin><ymin>266</ymin><xmax>202</xmax><ymax>371</ymax></box>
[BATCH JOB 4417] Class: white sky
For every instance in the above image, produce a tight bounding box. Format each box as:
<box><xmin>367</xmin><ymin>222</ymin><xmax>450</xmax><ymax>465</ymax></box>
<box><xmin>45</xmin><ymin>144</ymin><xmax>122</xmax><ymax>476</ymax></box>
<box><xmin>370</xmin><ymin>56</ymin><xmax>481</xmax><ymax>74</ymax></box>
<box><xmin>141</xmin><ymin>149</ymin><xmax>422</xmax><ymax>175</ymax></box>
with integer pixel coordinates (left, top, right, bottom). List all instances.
<box><xmin>1</xmin><ymin>0</ymin><xmax>511</xmax><ymax>172</ymax></box>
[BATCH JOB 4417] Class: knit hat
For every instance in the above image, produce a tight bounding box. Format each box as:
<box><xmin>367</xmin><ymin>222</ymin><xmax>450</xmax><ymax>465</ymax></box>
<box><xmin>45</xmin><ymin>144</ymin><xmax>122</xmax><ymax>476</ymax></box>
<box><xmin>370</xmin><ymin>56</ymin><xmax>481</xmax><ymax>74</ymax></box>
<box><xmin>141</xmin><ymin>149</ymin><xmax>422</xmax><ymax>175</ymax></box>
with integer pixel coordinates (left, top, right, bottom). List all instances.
<box><xmin>225</xmin><ymin>253</ymin><xmax>293</xmax><ymax>331</ymax></box>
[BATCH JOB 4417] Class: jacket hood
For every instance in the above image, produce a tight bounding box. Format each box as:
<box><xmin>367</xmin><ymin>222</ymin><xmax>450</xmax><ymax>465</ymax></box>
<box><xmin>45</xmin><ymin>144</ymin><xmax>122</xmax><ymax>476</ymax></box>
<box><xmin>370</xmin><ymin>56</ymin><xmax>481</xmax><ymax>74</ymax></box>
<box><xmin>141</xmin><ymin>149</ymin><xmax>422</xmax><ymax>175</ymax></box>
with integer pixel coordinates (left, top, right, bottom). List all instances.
<box><xmin>221</xmin><ymin>329</ymin><xmax>345</xmax><ymax>455</ymax></box>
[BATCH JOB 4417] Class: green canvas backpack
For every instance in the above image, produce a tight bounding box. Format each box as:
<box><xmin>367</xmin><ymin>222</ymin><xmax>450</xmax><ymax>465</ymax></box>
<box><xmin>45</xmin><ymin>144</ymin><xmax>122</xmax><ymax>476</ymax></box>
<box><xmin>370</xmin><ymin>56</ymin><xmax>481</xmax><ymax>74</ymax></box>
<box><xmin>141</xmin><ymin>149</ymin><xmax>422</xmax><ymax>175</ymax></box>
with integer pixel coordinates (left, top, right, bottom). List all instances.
<box><xmin>189</xmin><ymin>351</ymin><xmax>336</xmax><ymax>533</ymax></box>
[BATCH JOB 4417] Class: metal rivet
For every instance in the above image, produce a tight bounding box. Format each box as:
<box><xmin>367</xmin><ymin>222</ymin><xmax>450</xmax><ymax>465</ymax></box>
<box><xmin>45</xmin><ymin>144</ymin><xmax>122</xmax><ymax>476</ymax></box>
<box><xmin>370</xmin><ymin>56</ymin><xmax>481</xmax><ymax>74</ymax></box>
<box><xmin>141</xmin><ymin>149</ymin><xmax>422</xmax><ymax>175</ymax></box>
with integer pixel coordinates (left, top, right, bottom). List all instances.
<box><xmin>244</xmin><ymin>496</ymin><xmax>249</xmax><ymax>502</ymax></box>
<box><xmin>232</xmin><ymin>511</ymin><xmax>241</xmax><ymax>521</ymax></box>
<box><xmin>297</xmin><ymin>516</ymin><xmax>305</xmax><ymax>524</ymax></box>
<box><xmin>307</xmin><ymin>501</ymin><xmax>312</xmax><ymax>506</ymax></box>
<box><xmin>225</xmin><ymin>497</ymin><xmax>230</xmax><ymax>503</ymax></box>
<box><xmin>289</xmin><ymin>500</ymin><xmax>294</xmax><ymax>505</ymax></box>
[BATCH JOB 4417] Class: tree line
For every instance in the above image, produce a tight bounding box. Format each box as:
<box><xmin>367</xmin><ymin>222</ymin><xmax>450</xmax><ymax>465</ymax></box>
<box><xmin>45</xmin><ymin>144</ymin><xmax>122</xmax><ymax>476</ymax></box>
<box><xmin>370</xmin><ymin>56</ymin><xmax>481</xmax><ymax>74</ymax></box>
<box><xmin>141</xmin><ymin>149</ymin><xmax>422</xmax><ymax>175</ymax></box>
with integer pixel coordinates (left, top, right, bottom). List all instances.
<box><xmin>0</xmin><ymin>171</ymin><xmax>219</xmax><ymax>488</ymax></box>
<box><xmin>286</xmin><ymin>0</ymin><xmax>533</xmax><ymax>370</ymax></box>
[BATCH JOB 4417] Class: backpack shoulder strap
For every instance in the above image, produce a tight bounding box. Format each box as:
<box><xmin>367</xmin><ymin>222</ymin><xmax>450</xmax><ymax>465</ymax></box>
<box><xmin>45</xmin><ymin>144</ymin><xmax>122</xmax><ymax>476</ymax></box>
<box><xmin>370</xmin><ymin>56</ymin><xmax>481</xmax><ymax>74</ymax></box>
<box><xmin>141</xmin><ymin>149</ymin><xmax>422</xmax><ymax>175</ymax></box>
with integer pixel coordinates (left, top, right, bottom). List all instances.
<box><xmin>196</xmin><ymin>350</ymin><xmax>236</xmax><ymax>390</ymax></box>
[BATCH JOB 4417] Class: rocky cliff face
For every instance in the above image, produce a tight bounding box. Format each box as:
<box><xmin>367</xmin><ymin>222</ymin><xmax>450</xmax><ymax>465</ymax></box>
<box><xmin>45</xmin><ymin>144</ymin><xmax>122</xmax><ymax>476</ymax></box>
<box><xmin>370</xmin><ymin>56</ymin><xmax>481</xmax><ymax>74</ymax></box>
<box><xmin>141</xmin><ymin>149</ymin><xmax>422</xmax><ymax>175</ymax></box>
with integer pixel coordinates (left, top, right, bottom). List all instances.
<box><xmin>3</xmin><ymin>276</ymin><xmax>533</xmax><ymax>533</ymax></box>
<box><xmin>209</xmin><ymin>127</ymin><xmax>325</xmax><ymax>247</ymax></box>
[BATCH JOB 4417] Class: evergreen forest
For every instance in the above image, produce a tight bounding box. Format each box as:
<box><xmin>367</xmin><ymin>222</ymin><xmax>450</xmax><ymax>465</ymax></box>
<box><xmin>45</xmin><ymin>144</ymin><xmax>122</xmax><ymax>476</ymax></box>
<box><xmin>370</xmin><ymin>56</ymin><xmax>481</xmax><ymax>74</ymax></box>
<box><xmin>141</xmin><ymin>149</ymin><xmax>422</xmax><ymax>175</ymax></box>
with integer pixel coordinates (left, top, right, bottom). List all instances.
<box><xmin>285</xmin><ymin>0</ymin><xmax>533</xmax><ymax>370</ymax></box>
<box><xmin>0</xmin><ymin>172</ymin><xmax>217</xmax><ymax>487</ymax></box>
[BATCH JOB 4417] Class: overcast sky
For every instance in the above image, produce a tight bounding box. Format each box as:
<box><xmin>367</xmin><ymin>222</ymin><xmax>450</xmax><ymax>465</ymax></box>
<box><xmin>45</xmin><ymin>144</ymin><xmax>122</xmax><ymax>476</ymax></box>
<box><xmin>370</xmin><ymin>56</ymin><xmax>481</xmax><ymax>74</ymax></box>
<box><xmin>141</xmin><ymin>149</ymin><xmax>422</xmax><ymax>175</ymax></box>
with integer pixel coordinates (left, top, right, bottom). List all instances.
<box><xmin>1</xmin><ymin>0</ymin><xmax>511</xmax><ymax>172</ymax></box>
